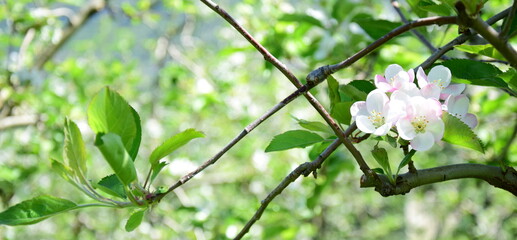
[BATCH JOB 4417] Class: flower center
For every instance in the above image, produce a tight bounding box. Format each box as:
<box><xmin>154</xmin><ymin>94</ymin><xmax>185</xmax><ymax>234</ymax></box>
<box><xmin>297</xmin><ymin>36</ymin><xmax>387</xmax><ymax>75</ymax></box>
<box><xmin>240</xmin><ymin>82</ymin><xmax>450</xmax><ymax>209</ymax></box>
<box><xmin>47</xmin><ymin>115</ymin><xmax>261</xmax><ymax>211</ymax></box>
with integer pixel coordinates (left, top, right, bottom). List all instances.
<box><xmin>411</xmin><ymin>116</ymin><xmax>429</xmax><ymax>133</ymax></box>
<box><xmin>368</xmin><ymin>110</ymin><xmax>385</xmax><ymax>128</ymax></box>
<box><xmin>430</xmin><ymin>78</ymin><xmax>444</xmax><ymax>89</ymax></box>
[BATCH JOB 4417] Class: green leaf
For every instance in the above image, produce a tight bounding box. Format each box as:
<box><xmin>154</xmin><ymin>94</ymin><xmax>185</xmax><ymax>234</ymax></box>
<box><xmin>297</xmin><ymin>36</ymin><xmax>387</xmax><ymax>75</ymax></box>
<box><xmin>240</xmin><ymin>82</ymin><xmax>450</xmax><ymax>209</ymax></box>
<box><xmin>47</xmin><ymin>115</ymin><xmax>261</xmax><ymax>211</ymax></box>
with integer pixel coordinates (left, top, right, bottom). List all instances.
<box><xmin>94</xmin><ymin>174</ymin><xmax>126</xmax><ymax>199</ymax></box>
<box><xmin>455</xmin><ymin>44</ymin><xmax>505</xmax><ymax>61</ymax></box>
<box><xmin>279</xmin><ymin>13</ymin><xmax>324</xmax><ymax>28</ymax></box>
<box><xmin>352</xmin><ymin>14</ymin><xmax>405</xmax><ymax>39</ymax></box>
<box><xmin>87</xmin><ymin>87</ymin><xmax>141</xmax><ymax>160</ymax></box>
<box><xmin>63</xmin><ymin>118</ymin><xmax>87</xmax><ymax>182</ymax></box>
<box><xmin>0</xmin><ymin>195</ymin><xmax>77</xmax><ymax>225</ymax></box>
<box><xmin>265</xmin><ymin>130</ymin><xmax>324</xmax><ymax>152</ymax></box>
<box><xmin>417</xmin><ymin>0</ymin><xmax>453</xmax><ymax>15</ymax></box>
<box><xmin>151</xmin><ymin>161</ymin><xmax>167</xmax><ymax>183</ymax></box>
<box><xmin>50</xmin><ymin>158</ymin><xmax>73</xmax><ymax>183</ymax></box>
<box><xmin>442</xmin><ymin>112</ymin><xmax>484</xmax><ymax>153</ymax></box>
<box><xmin>125</xmin><ymin>209</ymin><xmax>146</xmax><ymax>232</ymax></box>
<box><xmin>497</xmin><ymin>69</ymin><xmax>517</xmax><ymax>94</ymax></box>
<box><xmin>340</xmin><ymin>84</ymin><xmax>367</xmax><ymax>102</ymax></box>
<box><xmin>396</xmin><ymin>149</ymin><xmax>416</xmax><ymax>175</ymax></box>
<box><xmin>441</xmin><ymin>59</ymin><xmax>507</xmax><ymax>89</ymax></box>
<box><xmin>149</xmin><ymin>129</ymin><xmax>204</xmax><ymax>166</ymax></box>
<box><xmin>347</xmin><ymin>80</ymin><xmax>376</xmax><ymax>95</ymax></box>
<box><xmin>327</xmin><ymin>75</ymin><xmax>340</xmax><ymax>107</ymax></box>
<box><xmin>95</xmin><ymin>133</ymin><xmax>138</xmax><ymax>185</ymax></box>
<box><xmin>292</xmin><ymin>116</ymin><xmax>331</xmax><ymax>134</ymax></box>
<box><xmin>331</xmin><ymin>101</ymin><xmax>354</xmax><ymax>125</ymax></box>
<box><xmin>441</xmin><ymin>59</ymin><xmax>502</xmax><ymax>80</ymax></box>
<box><xmin>371</xmin><ymin>145</ymin><xmax>392</xmax><ymax>178</ymax></box>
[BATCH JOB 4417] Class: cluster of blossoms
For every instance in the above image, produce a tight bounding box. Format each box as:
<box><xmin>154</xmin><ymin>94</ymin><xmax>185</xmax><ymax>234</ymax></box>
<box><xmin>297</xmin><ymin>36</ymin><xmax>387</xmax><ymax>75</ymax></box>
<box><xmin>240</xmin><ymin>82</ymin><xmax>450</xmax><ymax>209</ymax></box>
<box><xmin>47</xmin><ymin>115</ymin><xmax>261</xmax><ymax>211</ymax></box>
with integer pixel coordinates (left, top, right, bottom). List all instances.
<box><xmin>350</xmin><ymin>64</ymin><xmax>477</xmax><ymax>151</ymax></box>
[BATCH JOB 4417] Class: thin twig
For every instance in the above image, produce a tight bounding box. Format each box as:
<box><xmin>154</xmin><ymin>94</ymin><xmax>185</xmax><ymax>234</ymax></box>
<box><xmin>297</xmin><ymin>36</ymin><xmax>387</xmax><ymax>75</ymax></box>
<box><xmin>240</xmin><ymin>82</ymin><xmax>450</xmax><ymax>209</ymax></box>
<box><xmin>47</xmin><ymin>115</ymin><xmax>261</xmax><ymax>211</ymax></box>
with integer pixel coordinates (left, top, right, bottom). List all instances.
<box><xmin>234</xmin><ymin>137</ymin><xmax>342</xmax><ymax>239</ymax></box>
<box><xmin>199</xmin><ymin>0</ymin><xmax>371</xmax><ymax>174</ymax></box>
<box><xmin>390</xmin><ymin>0</ymin><xmax>445</xmax><ymax>56</ymax></box>
<box><xmin>156</xmin><ymin>83</ymin><xmax>317</xmax><ymax>201</ymax></box>
<box><xmin>457</xmin><ymin>3</ymin><xmax>517</xmax><ymax>68</ymax></box>
<box><xmin>361</xmin><ymin>164</ymin><xmax>517</xmax><ymax>196</ymax></box>
<box><xmin>500</xmin><ymin>0</ymin><xmax>517</xmax><ymax>40</ymax></box>
<box><xmin>34</xmin><ymin>0</ymin><xmax>105</xmax><ymax>69</ymax></box>
<box><xmin>418</xmin><ymin>7</ymin><xmax>511</xmax><ymax>70</ymax></box>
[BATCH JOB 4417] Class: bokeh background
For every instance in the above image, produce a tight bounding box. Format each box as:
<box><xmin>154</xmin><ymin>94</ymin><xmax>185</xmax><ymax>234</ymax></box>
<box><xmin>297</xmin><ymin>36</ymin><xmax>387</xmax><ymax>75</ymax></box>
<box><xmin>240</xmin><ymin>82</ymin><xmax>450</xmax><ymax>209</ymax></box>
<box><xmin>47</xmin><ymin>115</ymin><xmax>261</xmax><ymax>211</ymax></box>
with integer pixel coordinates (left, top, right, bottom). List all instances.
<box><xmin>1</xmin><ymin>0</ymin><xmax>516</xmax><ymax>239</ymax></box>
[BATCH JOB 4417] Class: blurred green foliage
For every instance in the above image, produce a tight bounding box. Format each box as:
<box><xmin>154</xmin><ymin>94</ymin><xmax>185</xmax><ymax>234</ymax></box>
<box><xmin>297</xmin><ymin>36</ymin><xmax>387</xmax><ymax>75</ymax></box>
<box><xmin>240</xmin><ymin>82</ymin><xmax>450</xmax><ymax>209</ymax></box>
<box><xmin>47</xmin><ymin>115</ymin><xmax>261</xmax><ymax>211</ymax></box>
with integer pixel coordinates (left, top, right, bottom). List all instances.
<box><xmin>0</xmin><ymin>0</ymin><xmax>516</xmax><ymax>239</ymax></box>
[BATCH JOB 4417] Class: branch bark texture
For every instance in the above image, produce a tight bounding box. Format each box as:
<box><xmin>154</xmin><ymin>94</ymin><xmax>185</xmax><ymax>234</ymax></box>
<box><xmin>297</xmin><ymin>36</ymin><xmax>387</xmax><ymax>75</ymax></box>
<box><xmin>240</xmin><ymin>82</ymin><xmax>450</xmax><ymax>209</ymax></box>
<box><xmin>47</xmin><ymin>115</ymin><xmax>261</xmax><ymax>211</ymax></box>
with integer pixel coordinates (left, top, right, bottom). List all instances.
<box><xmin>361</xmin><ymin>164</ymin><xmax>517</xmax><ymax>197</ymax></box>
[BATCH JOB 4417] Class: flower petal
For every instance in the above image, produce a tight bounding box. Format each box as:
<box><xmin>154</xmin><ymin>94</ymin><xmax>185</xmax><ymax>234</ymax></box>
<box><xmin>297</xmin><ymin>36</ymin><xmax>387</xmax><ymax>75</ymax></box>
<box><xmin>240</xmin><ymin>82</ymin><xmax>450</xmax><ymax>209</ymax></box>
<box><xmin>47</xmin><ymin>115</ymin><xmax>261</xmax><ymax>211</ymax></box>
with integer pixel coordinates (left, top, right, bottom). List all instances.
<box><xmin>385</xmin><ymin>64</ymin><xmax>404</xmax><ymax>81</ymax></box>
<box><xmin>350</xmin><ymin>101</ymin><xmax>367</xmax><ymax>120</ymax></box>
<box><xmin>463</xmin><ymin>113</ymin><xmax>478</xmax><ymax>129</ymax></box>
<box><xmin>441</xmin><ymin>83</ymin><xmax>466</xmax><ymax>99</ymax></box>
<box><xmin>397</xmin><ymin>118</ymin><xmax>416</xmax><ymax>140</ymax></box>
<box><xmin>408</xmin><ymin>68</ymin><xmax>415</xmax><ymax>83</ymax></box>
<box><xmin>356</xmin><ymin>115</ymin><xmax>376</xmax><ymax>133</ymax></box>
<box><xmin>372</xmin><ymin>123</ymin><xmax>392</xmax><ymax>136</ymax></box>
<box><xmin>410</xmin><ymin>132</ymin><xmax>435</xmax><ymax>151</ymax></box>
<box><xmin>416</xmin><ymin>67</ymin><xmax>428</xmax><ymax>88</ymax></box>
<box><xmin>445</xmin><ymin>94</ymin><xmax>469</xmax><ymax>117</ymax></box>
<box><xmin>428</xmin><ymin>65</ymin><xmax>451</xmax><ymax>88</ymax></box>
<box><xmin>420</xmin><ymin>84</ymin><xmax>441</xmax><ymax>99</ymax></box>
<box><xmin>366</xmin><ymin>90</ymin><xmax>388</xmax><ymax>112</ymax></box>
<box><xmin>426</xmin><ymin>117</ymin><xmax>445</xmax><ymax>141</ymax></box>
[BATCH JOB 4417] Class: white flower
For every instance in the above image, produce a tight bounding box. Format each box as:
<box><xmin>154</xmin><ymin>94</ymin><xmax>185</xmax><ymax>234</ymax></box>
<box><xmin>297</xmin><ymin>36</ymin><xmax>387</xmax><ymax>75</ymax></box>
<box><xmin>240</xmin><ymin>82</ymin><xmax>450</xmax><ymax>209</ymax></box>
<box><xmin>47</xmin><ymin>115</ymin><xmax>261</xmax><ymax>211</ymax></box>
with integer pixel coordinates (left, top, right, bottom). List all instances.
<box><xmin>351</xmin><ymin>90</ymin><xmax>395</xmax><ymax>136</ymax></box>
<box><xmin>417</xmin><ymin>66</ymin><xmax>465</xmax><ymax>100</ymax></box>
<box><xmin>443</xmin><ymin>94</ymin><xmax>478</xmax><ymax>128</ymax></box>
<box><xmin>375</xmin><ymin>64</ymin><xmax>415</xmax><ymax>93</ymax></box>
<box><xmin>395</xmin><ymin>95</ymin><xmax>444</xmax><ymax>151</ymax></box>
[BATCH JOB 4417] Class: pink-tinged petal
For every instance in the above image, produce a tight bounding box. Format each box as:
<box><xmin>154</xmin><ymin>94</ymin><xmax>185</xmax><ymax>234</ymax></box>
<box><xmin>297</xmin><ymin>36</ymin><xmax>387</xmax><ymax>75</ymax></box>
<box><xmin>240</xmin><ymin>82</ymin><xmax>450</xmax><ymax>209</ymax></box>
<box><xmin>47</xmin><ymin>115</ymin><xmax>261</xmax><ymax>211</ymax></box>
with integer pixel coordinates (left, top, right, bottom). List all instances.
<box><xmin>428</xmin><ymin>65</ymin><xmax>451</xmax><ymax>88</ymax></box>
<box><xmin>397</xmin><ymin>118</ymin><xmax>416</xmax><ymax>140</ymax></box>
<box><xmin>409</xmin><ymin>96</ymin><xmax>428</xmax><ymax>117</ymax></box>
<box><xmin>426</xmin><ymin>117</ymin><xmax>445</xmax><ymax>141</ymax></box>
<box><xmin>375</xmin><ymin>81</ymin><xmax>393</xmax><ymax>92</ymax></box>
<box><xmin>387</xmin><ymin>99</ymin><xmax>406</xmax><ymax>123</ymax></box>
<box><xmin>427</xmin><ymin>98</ymin><xmax>443</xmax><ymax>117</ymax></box>
<box><xmin>350</xmin><ymin>101</ymin><xmax>367</xmax><ymax>119</ymax></box>
<box><xmin>441</xmin><ymin>84</ymin><xmax>466</xmax><ymax>98</ymax></box>
<box><xmin>463</xmin><ymin>113</ymin><xmax>478</xmax><ymax>129</ymax></box>
<box><xmin>416</xmin><ymin>67</ymin><xmax>428</xmax><ymax>88</ymax></box>
<box><xmin>445</xmin><ymin>94</ymin><xmax>469</xmax><ymax>117</ymax></box>
<box><xmin>356</xmin><ymin>115</ymin><xmax>376</xmax><ymax>133</ymax></box>
<box><xmin>399</xmin><ymin>82</ymin><xmax>421</xmax><ymax>97</ymax></box>
<box><xmin>420</xmin><ymin>84</ymin><xmax>441</xmax><ymax>99</ymax></box>
<box><xmin>375</xmin><ymin>75</ymin><xmax>387</xmax><ymax>84</ymax></box>
<box><xmin>410</xmin><ymin>132</ymin><xmax>435</xmax><ymax>151</ymax></box>
<box><xmin>391</xmin><ymin>90</ymin><xmax>411</xmax><ymax>102</ymax></box>
<box><xmin>385</xmin><ymin>64</ymin><xmax>404</xmax><ymax>80</ymax></box>
<box><xmin>408</xmin><ymin>69</ymin><xmax>415</xmax><ymax>83</ymax></box>
<box><xmin>372</xmin><ymin>123</ymin><xmax>392</xmax><ymax>136</ymax></box>
<box><xmin>366</xmin><ymin>90</ymin><xmax>388</xmax><ymax>112</ymax></box>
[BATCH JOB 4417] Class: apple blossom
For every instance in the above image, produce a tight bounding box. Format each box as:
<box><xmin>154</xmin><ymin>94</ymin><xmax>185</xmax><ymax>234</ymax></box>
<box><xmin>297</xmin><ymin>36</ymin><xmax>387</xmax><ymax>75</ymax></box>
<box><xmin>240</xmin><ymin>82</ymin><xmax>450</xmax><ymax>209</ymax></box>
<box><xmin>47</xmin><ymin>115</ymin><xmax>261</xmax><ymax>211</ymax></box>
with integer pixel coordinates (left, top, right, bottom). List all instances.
<box><xmin>351</xmin><ymin>90</ymin><xmax>394</xmax><ymax>136</ymax></box>
<box><xmin>443</xmin><ymin>94</ymin><xmax>478</xmax><ymax>129</ymax></box>
<box><xmin>395</xmin><ymin>96</ymin><xmax>444</xmax><ymax>151</ymax></box>
<box><xmin>374</xmin><ymin>64</ymin><xmax>415</xmax><ymax>93</ymax></box>
<box><xmin>417</xmin><ymin>66</ymin><xmax>465</xmax><ymax>100</ymax></box>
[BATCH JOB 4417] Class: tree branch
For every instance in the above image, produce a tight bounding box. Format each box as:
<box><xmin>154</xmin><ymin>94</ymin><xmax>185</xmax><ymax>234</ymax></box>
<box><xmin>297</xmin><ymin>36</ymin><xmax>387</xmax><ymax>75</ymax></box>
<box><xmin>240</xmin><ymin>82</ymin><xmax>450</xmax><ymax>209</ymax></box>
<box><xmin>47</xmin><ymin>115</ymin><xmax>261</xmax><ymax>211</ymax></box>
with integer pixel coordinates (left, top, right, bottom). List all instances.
<box><xmin>198</xmin><ymin>0</ymin><xmax>372</xmax><ymax>174</ymax></box>
<box><xmin>157</xmin><ymin>82</ymin><xmax>321</xmax><ymax>201</ymax></box>
<box><xmin>361</xmin><ymin>164</ymin><xmax>517</xmax><ymax>196</ymax></box>
<box><xmin>455</xmin><ymin>2</ymin><xmax>517</xmax><ymax>68</ymax></box>
<box><xmin>390</xmin><ymin>0</ymin><xmax>446</xmax><ymax>56</ymax></box>
<box><xmin>234</xmin><ymin>137</ymin><xmax>342</xmax><ymax>240</ymax></box>
<box><xmin>34</xmin><ymin>0</ymin><xmax>105</xmax><ymax>69</ymax></box>
<box><xmin>306</xmin><ymin>16</ymin><xmax>458</xmax><ymax>81</ymax></box>
<box><xmin>500</xmin><ymin>0</ymin><xmax>517</xmax><ymax>40</ymax></box>
<box><xmin>418</xmin><ymin>7</ymin><xmax>511</xmax><ymax>70</ymax></box>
